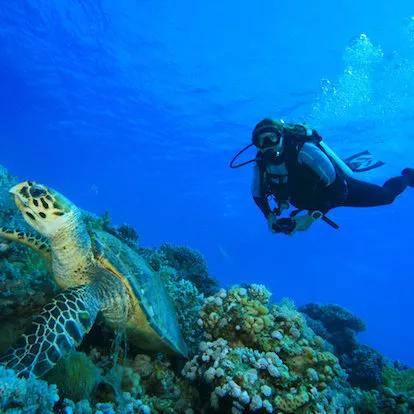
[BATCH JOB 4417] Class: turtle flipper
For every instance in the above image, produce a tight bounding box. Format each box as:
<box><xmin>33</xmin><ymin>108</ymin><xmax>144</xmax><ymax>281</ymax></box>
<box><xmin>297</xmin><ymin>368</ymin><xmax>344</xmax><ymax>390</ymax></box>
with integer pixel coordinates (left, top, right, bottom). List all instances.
<box><xmin>0</xmin><ymin>226</ymin><xmax>51</xmax><ymax>260</ymax></box>
<box><xmin>0</xmin><ymin>284</ymin><xmax>101</xmax><ymax>377</ymax></box>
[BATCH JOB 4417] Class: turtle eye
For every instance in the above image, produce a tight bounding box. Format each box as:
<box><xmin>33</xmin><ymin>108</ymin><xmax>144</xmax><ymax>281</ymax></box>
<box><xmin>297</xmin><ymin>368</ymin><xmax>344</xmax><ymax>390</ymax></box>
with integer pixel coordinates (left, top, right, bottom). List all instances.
<box><xmin>19</xmin><ymin>186</ymin><xmax>30</xmax><ymax>198</ymax></box>
<box><xmin>30</xmin><ymin>185</ymin><xmax>47</xmax><ymax>198</ymax></box>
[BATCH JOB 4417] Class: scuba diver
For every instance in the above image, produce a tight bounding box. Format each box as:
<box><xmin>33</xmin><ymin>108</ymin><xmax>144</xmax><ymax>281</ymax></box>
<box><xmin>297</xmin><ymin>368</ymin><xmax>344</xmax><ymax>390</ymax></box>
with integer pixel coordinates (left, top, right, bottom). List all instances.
<box><xmin>230</xmin><ymin>119</ymin><xmax>414</xmax><ymax>235</ymax></box>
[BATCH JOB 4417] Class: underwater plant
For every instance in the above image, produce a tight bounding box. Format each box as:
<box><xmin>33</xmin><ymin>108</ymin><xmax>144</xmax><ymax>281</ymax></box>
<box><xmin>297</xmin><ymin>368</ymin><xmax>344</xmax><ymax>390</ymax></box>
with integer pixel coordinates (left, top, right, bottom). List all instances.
<box><xmin>45</xmin><ymin>351</ymin><xmax>101</xmax><ymax>402</ymax></box>
<box><xmin>382</xmin><ymin>365</ymin><xmax>414</xmax><ymax>397</ymax></box>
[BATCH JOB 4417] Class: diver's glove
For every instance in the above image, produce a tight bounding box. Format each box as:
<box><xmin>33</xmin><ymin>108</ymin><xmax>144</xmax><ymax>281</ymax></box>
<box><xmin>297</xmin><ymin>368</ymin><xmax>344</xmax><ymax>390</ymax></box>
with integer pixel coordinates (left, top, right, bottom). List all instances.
<box><xmin>268</xmin><ymin>215</ymin><xmax>297</xmax><ymax>235</ymax></box>
<box><xmin>268</xmin><ymin>210</ymin><xmax>323</xmax><ymax>235</ymax></box>
<box><xmin>290</xmin><ymin>210</ymin><xmax>323</xmax><ymax>233</ymax></box>
<box><xmin>267</xmin><ymin>202</ymin><xmax>289</xmax><ymax>232</ymax></box>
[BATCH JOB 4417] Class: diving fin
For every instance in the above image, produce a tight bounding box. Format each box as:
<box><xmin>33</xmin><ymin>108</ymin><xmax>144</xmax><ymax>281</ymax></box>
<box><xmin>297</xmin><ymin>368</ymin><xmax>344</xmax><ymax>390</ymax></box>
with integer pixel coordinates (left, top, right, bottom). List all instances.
<box><xmin>344</xmin><ymin>150</ymin><xmax>385</xmax><ymax>173</ymax></box>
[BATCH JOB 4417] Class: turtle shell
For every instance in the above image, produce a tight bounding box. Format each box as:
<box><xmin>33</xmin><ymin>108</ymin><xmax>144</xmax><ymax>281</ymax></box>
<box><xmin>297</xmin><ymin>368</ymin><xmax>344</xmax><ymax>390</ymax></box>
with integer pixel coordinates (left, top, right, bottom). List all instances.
<box><xmin>91</xmin><ymin>229</ymin><xmax>188</xmax><ymax>357</ymax></box>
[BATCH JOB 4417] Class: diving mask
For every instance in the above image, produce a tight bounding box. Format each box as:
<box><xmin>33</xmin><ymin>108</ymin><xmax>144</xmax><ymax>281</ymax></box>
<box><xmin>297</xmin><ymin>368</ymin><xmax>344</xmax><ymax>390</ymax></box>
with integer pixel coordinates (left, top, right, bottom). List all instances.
<box><xmin>252</xmin><ymin>131</ymin><xmax>282</xmax><ymax>149</ymax></box>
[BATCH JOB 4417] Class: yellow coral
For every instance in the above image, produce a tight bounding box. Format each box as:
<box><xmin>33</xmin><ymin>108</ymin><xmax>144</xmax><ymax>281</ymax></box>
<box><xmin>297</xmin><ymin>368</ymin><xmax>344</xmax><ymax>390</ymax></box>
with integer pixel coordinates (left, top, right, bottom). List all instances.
<box><xmin>274</xmin><ymin>386</ymin><xmax>310</xmax><ymax>413</ymax></box>
<box><xmin>185</xmin><ymin>284</ymin><xmax>346</xmax><ymax>414</ymax></box>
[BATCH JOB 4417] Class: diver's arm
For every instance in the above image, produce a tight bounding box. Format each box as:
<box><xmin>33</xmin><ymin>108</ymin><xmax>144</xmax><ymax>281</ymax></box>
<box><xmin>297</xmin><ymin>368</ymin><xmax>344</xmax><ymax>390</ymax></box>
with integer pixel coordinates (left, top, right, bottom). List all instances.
<box><xmin>252</xmin><ymin>164</ymin><xmax>272</xmax><ymax>218</ymax></box>
<box><xmin>253</xmin><ymin>196</ymin><xmax>272</xmax><ymax>218</ymax></box>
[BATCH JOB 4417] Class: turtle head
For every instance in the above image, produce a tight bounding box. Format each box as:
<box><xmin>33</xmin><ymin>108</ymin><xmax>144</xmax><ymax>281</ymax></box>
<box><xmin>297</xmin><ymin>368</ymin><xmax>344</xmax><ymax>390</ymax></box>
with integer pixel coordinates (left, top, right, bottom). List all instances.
<box><xmin>10</xmin><ymin>181</ymin><xmax>77</xmax><ymax>238</ymax></box>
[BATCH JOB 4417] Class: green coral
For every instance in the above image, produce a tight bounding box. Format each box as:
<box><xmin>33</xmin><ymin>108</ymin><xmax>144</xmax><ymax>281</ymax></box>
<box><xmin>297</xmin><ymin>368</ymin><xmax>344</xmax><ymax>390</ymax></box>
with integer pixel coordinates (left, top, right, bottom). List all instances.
<box><xmin>184</xmin><ymin>284</ymin><xmax>346</xmax><ymax>413</ymax></box>
<box><xmin>382</xmin><ymin>365</ymin><xmax>414</xmax><ymax>396</ymax></box>
<box><xmin>353</xmin><ymin>387</ymin><xmax>414</xmax><ymax>414</ymax></box>
<box><xmin>46</xmin><ymin>351</ymin><xmax>101</xmax><ymax>401</ymax></box>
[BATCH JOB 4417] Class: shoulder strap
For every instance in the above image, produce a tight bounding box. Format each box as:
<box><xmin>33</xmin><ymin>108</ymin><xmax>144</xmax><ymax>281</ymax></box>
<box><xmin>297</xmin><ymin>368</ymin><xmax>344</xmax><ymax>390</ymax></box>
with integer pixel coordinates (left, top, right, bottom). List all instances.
<box><xmin>283</xmin><ymin>124</ymin><xmax>322</xmax><ymax>145</ymax></box>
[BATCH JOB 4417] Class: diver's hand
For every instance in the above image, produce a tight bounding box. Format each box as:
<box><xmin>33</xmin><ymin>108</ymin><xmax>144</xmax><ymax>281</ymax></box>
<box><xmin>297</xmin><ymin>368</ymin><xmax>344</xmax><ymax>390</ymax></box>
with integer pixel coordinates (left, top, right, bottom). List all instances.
<box><xmin>268</xmin><ymin>215</ymin><xmax>297</xmax><ymax>235</ymax></box>
<box><xmin>278</xmin><ymin>201</ymin><xmax>290</xmax><ymax>213</ymax></box>
<box><xmin>291</xmin><ymin>211</ymin><xmax>322</xmax><ymax>233</ymax></box>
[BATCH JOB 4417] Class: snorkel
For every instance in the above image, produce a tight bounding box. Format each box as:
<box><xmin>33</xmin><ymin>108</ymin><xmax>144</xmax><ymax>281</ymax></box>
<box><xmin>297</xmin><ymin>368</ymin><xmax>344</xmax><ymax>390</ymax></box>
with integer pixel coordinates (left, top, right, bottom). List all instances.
<box><xmin>229</xmin><ymin>119</ymin><xmax>285</xmax><ymax>169</ymax></box>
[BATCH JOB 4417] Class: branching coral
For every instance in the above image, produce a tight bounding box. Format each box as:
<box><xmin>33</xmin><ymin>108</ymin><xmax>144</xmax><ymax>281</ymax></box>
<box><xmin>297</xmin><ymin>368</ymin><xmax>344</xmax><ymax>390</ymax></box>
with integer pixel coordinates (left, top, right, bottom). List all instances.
<box><xmin>183</xmin><ymin>285</ymin><xmax>346</xmax><ymax>413</ymax></box>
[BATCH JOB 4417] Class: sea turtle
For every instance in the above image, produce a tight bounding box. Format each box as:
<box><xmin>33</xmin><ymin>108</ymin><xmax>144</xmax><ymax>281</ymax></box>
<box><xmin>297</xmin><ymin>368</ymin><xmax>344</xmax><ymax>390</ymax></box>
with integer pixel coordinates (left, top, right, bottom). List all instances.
<box><xmin>0</xmin><ymin>181</ymin><xmax>188</xmax><ymax>377</ymax></box>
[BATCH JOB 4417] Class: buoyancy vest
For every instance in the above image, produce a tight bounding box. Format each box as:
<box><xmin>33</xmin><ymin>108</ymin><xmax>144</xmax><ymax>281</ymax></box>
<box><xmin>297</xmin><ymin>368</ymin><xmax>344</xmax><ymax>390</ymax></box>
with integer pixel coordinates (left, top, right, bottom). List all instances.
<box><xmin>257</xmin><ymin>124</ymin><xmax>348</xmax><ymax>210</ymax></box>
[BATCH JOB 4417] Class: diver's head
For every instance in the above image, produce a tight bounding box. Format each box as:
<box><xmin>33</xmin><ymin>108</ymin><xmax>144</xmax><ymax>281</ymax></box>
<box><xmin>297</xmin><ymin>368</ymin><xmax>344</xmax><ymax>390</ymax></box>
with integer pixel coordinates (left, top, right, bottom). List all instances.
<box><xmin>252</xmin><ymin>119</ymin><xmax>285</xmax><ymax>162</ymax></box>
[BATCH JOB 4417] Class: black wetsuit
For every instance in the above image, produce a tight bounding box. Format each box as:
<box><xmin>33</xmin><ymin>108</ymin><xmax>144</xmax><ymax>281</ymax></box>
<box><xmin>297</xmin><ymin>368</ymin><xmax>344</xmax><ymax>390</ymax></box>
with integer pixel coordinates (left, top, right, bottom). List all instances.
<box><xmin>343</xmin><ymin>175</ymin><xmax>408</xmax><ymax>208</ymax></box>
<box><xmin>252</xmin><ymin>140</ymin><xmax>410</xmax><ymax>217</ymax></box>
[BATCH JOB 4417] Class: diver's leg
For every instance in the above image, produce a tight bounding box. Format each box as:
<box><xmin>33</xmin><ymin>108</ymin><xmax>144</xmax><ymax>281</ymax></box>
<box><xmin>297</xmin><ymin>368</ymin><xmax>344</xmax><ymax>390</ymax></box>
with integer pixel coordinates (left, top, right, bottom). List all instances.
<box><xmin>344</xmin><ymin>174</ymin><xmax>410</xmax><ymax>207</ymax></box>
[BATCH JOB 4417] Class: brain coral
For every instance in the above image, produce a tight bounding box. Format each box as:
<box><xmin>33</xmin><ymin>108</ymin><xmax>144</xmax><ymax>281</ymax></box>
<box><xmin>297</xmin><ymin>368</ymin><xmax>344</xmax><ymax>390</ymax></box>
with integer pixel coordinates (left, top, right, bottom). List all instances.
<box><xmin>183</xmin><ymin>285</ymin><xmax>346</xmax><ymax>413</ymax></box>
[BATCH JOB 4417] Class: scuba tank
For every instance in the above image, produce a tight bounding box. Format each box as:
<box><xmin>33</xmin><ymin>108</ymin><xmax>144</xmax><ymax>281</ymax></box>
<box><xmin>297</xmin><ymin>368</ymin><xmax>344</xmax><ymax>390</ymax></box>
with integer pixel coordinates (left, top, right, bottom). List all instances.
<box><xmin>319</xmin><ymin>141</ymin><xmax>355</xmax><ymax>177</ymax></box>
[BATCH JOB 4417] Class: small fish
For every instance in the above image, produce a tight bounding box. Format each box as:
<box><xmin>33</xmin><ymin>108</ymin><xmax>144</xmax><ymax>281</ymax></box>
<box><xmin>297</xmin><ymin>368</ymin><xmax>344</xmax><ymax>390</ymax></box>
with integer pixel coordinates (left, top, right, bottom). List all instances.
<box><xmin>91</xmin><ymin>184</ymin><xmax>99</xmax><ymax>195</ymax></box>
<box><xmin>218</xmin><ymin>245</ymin><xmax>231</xmax><ymax>262</ymax></box>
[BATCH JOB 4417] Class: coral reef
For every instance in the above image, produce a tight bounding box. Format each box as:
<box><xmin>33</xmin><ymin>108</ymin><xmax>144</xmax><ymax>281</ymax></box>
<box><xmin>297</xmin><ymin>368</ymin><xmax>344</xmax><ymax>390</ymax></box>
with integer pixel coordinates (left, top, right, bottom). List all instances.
<box><xmin>87</xmin><ymin>211</ymin><xmax>139</xmax><ymax>248</ymax></box>
<box><xmin>382</xmin><ymin>365</ymin><xmax>414</xmax><ymax>397</ymax></box>
<box><xmin>299</xmin><ymin>303</ymin><xmax>414</xmax><ymax>413</ymax></box>
<box><xmin>0</xmin><ymin>365</ymin><xmax>59</xmax><ymax>413</ymax></box>
<box><xmin>1</xmin><ymin>163</ymin><xmax>414</xmax><ymax>413</ymax></box>
<box><xmin>353</xmin><ymin>386</ymin><xmax>414</xmax><ymax>414</ymax></box>
<box><xmin>300</xmin><ymin>303</ymin><xmax>365</xmax><ymax>356</ymax></box>
<box><xmin>341</xmin><ymin>345</ymin><xmax>385</xmax><ymax>390</ymax></box>
<box><xmin>300</xmin><ymin>303</ymin><xmax>386</xmax><ymax>390</ymax></box>
<box><xmin>132</xmin><ymin>353</ymin><xmax>199</xmax><ymax>413</ymax></box>
<box><xmin>160</xmin><ymin>265</ymin><xmax>204</xmax><ymax>355</ymax></box>
<box><xmin>140</xmin><ymin>243</ymin><xmax>219</xmax><ymax>297</ymax></box>
<box><xmin>54</xmin><ymin>351</ymin><xmax>200</xmax><ymax>414</ymax></box>
<box><xmin>183</xmin><ymin>285</ymin><xmax>348</xmax><ymax>413</ymax></box>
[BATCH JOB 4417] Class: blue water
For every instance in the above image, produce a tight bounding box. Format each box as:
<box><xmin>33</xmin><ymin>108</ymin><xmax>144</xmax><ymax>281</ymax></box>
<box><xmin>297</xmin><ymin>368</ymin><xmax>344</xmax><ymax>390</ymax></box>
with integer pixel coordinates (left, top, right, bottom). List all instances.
<box><xmin>1</xmin><ymin>1</ymin><xmax>414</xmax><ymax>365</ymax></box>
